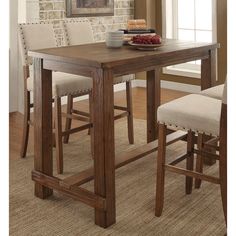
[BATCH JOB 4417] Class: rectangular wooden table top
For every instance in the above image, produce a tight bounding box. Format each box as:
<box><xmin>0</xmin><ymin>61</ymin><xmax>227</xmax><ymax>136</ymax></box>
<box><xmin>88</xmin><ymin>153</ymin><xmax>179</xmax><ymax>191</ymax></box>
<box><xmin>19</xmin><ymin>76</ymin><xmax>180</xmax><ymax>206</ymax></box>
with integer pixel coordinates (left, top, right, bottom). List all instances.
<box><xmin>28</xmin><ymin>39</ymin><xmax>219</xmax><ymax>70</ymax></box>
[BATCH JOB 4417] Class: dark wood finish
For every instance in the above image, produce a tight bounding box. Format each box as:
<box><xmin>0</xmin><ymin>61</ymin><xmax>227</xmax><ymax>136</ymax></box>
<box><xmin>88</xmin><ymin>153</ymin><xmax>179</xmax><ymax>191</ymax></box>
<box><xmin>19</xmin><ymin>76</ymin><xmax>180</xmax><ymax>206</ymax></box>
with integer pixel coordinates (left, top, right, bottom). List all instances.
<box><xmin>165</xmin><ymin>165</ymin><xmax>220</xmax><ymax>185</ymax></box>
<box><xmin>219</xmin><ymin>104</ymin><xmax>227</xmax><ymax>223</ymax></box>
<box><xmin>54</xmin><ymin>97</ymin><xmax>63</xmax><ymax>174</ymax></box>
<box><xmin>155</xmin><ymin>124</ymin><xmax>166</xmax><ymax>217</ymax></box>
<box><xmin>201</xmin><ymin>49</ymin><xmax>218</xmax><ymax>166</ymax></box>
<box><xmin>186</xmin><ymin>131</ymin><xmax>194</xmax><ymax>194</ymax></box>
<box><xmin>126</xmin><ymin>81</ymin><xmax>134</xmax><ymax>144</ymax></box>
<box><xmin>63</xmin><ymin>95</ymin><xmax>73</xmax><ymax>143</ymax></box>
<box><xmin>216</xmin><ymin>0</ymin><xmax>227</xmax><ymax>85</ymax></box>
<box><xmin>194</xmin><ymin>149</ymin><xmax>219</xmax><ymax>161</ymax></box>
<box><xmin>195</xmin><ymin>134</ymin><xmax>204</xmax><ymax>189</ymax></box>
<box><xmin>20</xmin><ymin>90</ymin><xmax>30</xmax><ymax>158</ymax></box>
<box><xmin>71</xmin><ymin>109</ymin><xmax>90</xmax><ymax>117</ymax></box>
<box><xmin>62</xmin><ymin>123</ymin><xmax>92</xmax><ymax>136</ymax></box>
<box><xmin>20</xmin><ymin>65</ymin><xmax>31</xmax><ymax>158</ymax></box>
<box><xmin>202</xmin><ymin>135</ymin><xmax>217</xmax><ymax>165</ymax></box>
<box><xmin>92</xmin><ymin>68</ymin><xmax>116</xmax><ymax>228</ymax></box>
<box><xmin>29</xmin><ymin>40</ymin><xmax>219</xmax><ymax>227</ymax></box>
<box><xmin>114</xmin><ymin>112</ymin><xmax>129</xmax><ymax>120</ymax></box>
<box><xmin>201</xmin><ymin>49</ymin><xmax>217</xmax><ymax>89</ymax></box>
<box><xmin>61</xmin><ymin>112</ymin><xmax>90</xmax><ymax>123</ymax></box>
<box><xmin>147</xmin><ymin>68</ymin><xmax>160</xmax><ymax>143</ymax></box>
<box><xmin>60</xmin><ymin>130</ymin><xmax>187</xmax><ymax>189</ymax></box>
<box><xmin>89</xmin><ymin>91</ymin><xmax>94</xmax><ymax>158</ymax></box>
<box><xmin>33</xmin><ymin>58</ymin><xmax>53</xmax><ymax>199</ymax></box>
<box><xmin>168</xmin><ymin>153</ymin><xmax>188</xmax><ymax>166</ymax></box>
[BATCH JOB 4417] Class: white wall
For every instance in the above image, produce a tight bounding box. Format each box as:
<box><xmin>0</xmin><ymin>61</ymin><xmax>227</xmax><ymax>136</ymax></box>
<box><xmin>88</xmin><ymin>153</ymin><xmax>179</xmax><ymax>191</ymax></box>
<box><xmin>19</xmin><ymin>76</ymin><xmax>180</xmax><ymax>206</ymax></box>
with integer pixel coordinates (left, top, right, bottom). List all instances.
<box><xmin>9</xmin><ymin>0</ymin><xmax>19</xmax><ymax>112</ymax></box>
<box><xmin>9</xmin><ymin>0</ymin><xmax>40</xmax><ymax>113</ymax></box>
<box><xmin>18</xmin><ymin>0</ymin><xmax>26</xmax><ymax>23</ymax></box>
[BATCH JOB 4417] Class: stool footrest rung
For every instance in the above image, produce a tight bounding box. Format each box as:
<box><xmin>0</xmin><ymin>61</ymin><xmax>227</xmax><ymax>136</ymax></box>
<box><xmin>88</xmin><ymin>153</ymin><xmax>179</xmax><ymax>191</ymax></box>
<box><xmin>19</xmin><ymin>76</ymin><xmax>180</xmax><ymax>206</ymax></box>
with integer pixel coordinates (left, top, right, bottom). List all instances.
<box><xmin>165</xmin><ymin>165</ymin><xmax>220</xmax><ymax>184</ymax></box>
<box><xmin>168</xmin><ymin>153</ymin><xmax>189</xmax><ymax>166</ymax></box>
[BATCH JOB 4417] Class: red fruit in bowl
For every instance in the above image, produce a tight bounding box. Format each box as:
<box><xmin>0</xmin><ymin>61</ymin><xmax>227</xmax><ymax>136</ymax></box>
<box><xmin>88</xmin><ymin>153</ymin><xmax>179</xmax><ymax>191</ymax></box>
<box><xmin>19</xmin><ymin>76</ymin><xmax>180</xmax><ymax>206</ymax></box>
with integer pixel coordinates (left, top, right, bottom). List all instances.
<box><xmin>132</xmin><ymin>34</ymin><xmax>162</xmax><ymax>44</ymax></box>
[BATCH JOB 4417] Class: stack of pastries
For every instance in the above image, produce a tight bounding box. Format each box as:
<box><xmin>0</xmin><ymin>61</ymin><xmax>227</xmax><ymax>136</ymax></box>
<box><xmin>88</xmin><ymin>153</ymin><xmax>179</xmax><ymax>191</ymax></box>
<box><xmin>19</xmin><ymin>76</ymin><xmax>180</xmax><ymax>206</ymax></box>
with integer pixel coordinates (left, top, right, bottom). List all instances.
<box><xmin>127</xmin><ymin>19</ymin><xmax>147</xmax><ymax>30</ymax></box>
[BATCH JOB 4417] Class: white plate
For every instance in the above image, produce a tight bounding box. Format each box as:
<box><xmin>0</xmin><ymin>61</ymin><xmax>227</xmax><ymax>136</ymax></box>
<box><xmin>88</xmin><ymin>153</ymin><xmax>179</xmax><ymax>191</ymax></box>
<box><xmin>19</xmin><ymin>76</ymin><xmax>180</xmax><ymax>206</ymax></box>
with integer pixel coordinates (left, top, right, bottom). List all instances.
<box><xmin>128</xmin><ymin>41</ymin><xmax>162</xmax><ymax>50</ymax></box>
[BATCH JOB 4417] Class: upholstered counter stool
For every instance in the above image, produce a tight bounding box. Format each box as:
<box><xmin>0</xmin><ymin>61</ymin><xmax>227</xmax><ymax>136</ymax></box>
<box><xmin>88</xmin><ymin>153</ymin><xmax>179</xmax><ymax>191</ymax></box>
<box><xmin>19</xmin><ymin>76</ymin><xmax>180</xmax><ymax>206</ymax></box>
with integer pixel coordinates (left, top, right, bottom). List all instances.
<box><xmin>155</xmin><ymin>81</ymin><xmax>227</xmax><ymax>224</ymax></box>
<box><xmin>199</xmin><ymin>84</ymin><xmax>224</xmax><ymax>100</ymax></box>
<box><xmin>196</xmin><ymin>83</ymin><xmax>225</xmax><ymax>181</ymax></box>
<box><xmin>18</xmin><ymin>22</ymin><xmax>93</xmax><ymax>174</ymax></box>
<box><xmin>61</xmin><ymin>19</ymin><xmax>135</xmax><ymax>148</ymax></box>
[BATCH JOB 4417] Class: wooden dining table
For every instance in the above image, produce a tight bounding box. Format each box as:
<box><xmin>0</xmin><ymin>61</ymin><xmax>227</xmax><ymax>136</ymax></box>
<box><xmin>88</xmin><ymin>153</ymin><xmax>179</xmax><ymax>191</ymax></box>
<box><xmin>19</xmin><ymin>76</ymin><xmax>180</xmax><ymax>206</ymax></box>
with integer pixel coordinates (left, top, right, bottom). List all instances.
<box><xmin>29</xmin><ymin>39</ymin><xmax>219</xmax><ymax>228</ymax></box>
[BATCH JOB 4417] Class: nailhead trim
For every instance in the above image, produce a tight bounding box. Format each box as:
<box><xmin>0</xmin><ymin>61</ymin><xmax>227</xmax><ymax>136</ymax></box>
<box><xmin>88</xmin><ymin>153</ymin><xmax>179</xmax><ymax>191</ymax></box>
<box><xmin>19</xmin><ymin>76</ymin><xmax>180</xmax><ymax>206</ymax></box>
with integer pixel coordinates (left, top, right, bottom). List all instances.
<box><xmin>18</xmin><ymin>22</ymin><xmax>59</xmax><ymax>65</ymax></box>
<box><xmin>61</xmin><ymin>18</ymin><xmax>95</xmax><ymax>46</ymax></box>
<box><xmin>158</xmin><ymin>121</ymin><xmax>219</xmax><ymax>137</ymax></box>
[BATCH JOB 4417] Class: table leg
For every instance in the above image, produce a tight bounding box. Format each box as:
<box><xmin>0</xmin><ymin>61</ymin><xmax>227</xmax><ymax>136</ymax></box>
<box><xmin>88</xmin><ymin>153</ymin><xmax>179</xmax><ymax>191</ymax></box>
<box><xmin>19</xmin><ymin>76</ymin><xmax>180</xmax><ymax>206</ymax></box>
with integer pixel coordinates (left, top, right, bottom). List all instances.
<box><xmin>201</xmin><ymin>49</ymin><xmax>217</xmax><ymax>165</ymax></box>
<box><xmin>201</xmin><ymin>49</ymin><xmax>217</xmax><ymax>90</ymax></box>
<box><xmin>92</xmin><ymin>68</ymin><xmax>116</xmax><ymax>228</ymax></box>
<box><xmin>146</xmin><ymin>68</ymin><xmax>161</xmax><ymax>143</ymax></box>
<box><xmin>33</xmin><ymin>58</ymin><xmax>53</xmax><ymax>199</ymax></box>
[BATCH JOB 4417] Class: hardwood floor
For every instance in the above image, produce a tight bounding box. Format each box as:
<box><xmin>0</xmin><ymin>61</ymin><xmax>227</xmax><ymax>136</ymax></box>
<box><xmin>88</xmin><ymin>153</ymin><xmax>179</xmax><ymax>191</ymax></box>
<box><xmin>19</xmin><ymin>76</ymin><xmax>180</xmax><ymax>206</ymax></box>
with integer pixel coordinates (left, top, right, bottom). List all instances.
<box><xmin>9</xmin><ymin>87</ymin><xmax>188</xmax><ymax>160</ymax></box>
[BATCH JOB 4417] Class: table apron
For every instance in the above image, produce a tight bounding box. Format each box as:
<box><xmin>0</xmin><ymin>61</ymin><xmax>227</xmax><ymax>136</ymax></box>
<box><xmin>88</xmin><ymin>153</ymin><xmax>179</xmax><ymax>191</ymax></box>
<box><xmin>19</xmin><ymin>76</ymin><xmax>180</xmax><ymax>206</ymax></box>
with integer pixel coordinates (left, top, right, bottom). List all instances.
<box><xmin>42</xmin><ymin>49</ymin><xmax>211</xmax><ymax>78</ymax></box>
<box><xmin>43</xmin><ymin>59</ymin><xmax>94</xmax><ymax>77</ymax></box>
<box><xmin>112</xmin><ymin>49</ymin><xmax>210</xmax><ymax>77</ymax></box>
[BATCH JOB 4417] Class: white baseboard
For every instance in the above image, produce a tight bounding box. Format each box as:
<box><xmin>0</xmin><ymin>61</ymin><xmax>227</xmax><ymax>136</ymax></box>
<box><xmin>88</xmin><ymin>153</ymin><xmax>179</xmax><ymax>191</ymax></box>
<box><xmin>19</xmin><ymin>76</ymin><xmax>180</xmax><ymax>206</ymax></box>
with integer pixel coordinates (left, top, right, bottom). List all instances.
<box><xmin>134</xmin><ymin>79</ymin><xmax>200</xmax><ymax>93</ymax></box>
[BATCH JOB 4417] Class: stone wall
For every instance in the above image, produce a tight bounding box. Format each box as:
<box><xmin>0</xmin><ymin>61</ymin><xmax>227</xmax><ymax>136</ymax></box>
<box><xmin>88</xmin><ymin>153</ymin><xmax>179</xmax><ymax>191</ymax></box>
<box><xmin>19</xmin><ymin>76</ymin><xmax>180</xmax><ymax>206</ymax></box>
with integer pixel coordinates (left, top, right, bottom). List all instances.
<box><xmin>38</xmin><ymin>0</ymin><xmax>134</xmax><ymax>45</ymax></box>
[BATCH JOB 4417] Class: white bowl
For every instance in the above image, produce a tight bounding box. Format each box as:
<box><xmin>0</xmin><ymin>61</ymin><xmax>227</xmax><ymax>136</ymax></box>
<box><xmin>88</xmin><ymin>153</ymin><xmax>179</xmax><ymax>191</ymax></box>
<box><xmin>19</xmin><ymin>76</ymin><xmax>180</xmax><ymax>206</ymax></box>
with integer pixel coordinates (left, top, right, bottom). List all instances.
<box><xmin>106</xmin><ymin>31</ymin><xmax>124</xmax><ymax>38</ymax></box>
<box><xmin>106</xmin><ymin>36</ymin><xmax>124</xmax><ymax>41</ymax></box>
<box><xmin>106</xmin><ymin>40</ymin><xmax>123</xmax><ymax>48</ymax></box>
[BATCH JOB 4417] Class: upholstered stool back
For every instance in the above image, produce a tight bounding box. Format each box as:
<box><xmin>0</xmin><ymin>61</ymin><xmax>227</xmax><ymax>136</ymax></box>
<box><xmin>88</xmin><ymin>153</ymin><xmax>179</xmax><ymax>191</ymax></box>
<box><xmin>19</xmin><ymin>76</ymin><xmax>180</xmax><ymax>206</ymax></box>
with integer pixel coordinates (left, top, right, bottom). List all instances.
<box><xmin>62</xmin><ymin>19</ymin><xmax>94</xmax><ymax>46</ymax></box>
<box><xmin>18</xmin><ymin>22</ymin><xmax>57</xmax><ymax>65</ymax></box>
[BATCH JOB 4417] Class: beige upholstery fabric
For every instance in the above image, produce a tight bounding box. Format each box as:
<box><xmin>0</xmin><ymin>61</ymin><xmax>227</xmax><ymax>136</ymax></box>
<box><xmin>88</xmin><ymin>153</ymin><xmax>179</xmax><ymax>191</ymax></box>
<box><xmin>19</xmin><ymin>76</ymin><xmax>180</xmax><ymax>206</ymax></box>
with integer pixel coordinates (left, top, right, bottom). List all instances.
<box><xmin>157</xmin><ymin>94</ymin><xmax>222</xmax><ymax>136</ymax></box>
<box><xmin>27</xmin><ymin>66</ymin><xmax>92</xmax><ymax>97</ymax></box>
<box><xmin>18</xmin><ymin>23</ymin><xmax>57</xmax><ymax>65</ymax></box>
<box><xmin>63</xmin><ymin>19</ymin><xmax>94</xmax><ymax>46</ymax></box>
<box><xmin>19</xmin><ymin>22</ymin><xmax>93</xmax><ymax>97</ymax></box>
<box><xmin>114</xmin><ymin>74</ymin><xmax>135</xmax><ymax>84</ymax></box>
<box><xmin>62</xmin><ymin>19</ymin><xmax>134</xmax><ymax>84</ymax></box>
<box><xmin>199</xmin><ymin>84</ymin><xmax>224</xmax><ymax>100</ymax></box>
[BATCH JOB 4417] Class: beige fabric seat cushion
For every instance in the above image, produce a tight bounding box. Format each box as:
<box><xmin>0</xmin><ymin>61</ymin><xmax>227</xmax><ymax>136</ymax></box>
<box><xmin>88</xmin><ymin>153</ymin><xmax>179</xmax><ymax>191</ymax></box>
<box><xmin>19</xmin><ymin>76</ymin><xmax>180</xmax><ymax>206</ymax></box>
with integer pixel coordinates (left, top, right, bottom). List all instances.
<box><xmin>157</xmin><ymin>94</ymin><xmax>222</xmax><ymax>136</ymax></box>
<box><xmin>114</xmin><ymin>74</ymin><xmax>134</xmax><ymax>84</ymax></box>
<box><xmin>28</xmin><ymin>66</ymin><xmax>133</xmax><ymax>97</ymax></box>
<box><xmin>27</xmin><ymin>70</ymin><xmax>92</xmax><ymax>97</ymax></box>
<box><xmin>199</xmin><ymin>84</ymin><xmax>224</xmax><ymax>100</ymax></box>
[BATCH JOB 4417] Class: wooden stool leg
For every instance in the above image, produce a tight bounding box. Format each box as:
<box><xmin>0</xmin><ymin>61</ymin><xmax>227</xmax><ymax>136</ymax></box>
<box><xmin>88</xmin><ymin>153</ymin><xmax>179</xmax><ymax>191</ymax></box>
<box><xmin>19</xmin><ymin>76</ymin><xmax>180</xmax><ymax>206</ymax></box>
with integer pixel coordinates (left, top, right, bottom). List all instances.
<box><xmin>63</xmin><ymin>95</ymin><xmax>73</xmax><ymax>144</ymax></box>
<box><xmin>186</xmin><ymin>131</ymin><xmax>194</xmax><ymax>194</ymax></box>
<box><xmin>89</xmin><ymin>91</ymin><xmax>94</xmax><ymax>158</ymax></box>
<box><xmin>220</xmin><ymin>150</ymin><xmax>227</xmax><ymax>224</ymax></box>
<box><xmin>203</xmin><ymin>134</ymin><xmax>217</xmax><ymax>165</ymax></box>
<box><xmin>195</xmin><ymin>134</ymin><xmax>204</xmax><ymax>188</ymax></box>
<box><xmin>220</xmin><ymin>104</ymin><xmax>227</xmax><ymax>224</ymax></box>
<box><xmin>52</xmin><ymin>119</ymin><xmax>56</xmax><ymax>147</ymax></box>
<box><xmin>55</xmin><ymin>97</ymin><xmax>63</xmax><ymax>174</ymax></box>
<box><xmin>155</xmin><ymin>123</ymin><xmax>167</xmax><ymax>217</ymax></box>
<box><xmin>20</xmin><ymin>91</ymin><xmax>30</xmax><ymax>158</ymax></box>
<box><xmin>126</xmin><ymin>81</ymin><xmax>134</xmax><ymax>144</ymax></box>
